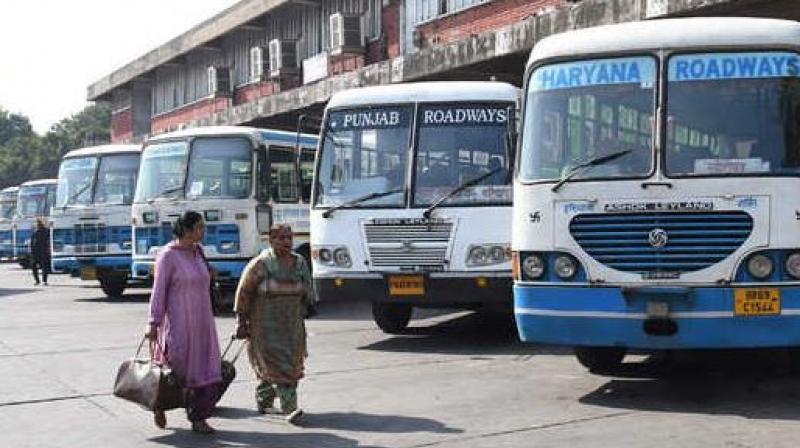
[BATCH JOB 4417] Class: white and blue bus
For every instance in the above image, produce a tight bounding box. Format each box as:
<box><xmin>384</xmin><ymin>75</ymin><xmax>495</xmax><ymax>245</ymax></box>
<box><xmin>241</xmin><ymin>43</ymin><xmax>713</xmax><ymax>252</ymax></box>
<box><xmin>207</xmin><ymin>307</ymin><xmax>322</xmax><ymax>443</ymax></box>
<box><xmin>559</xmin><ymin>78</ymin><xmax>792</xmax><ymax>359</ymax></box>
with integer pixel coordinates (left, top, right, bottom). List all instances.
<box><xmin>513</xmin><ymin>17</ymin><xmax>800</xmax><ymax>371</ymax></box>
<box><xmin>51</xmin><ymin>145</ymin><xmax>141</xmax><ymax>297</ymax></box>
<box><xmin>0</xmin><ymin>186</ymin><xmax>19</xmax><ymax>259</ymax></box>
<box><xmin>130</xmin><ymin>126</ymin><xmax>318</xmax><ymax>308</ymax></box>
<box><xmin>312</xmin><ymin>82</ymin><xmax>519</xmax><ymax>333</ymax></box>
<box><xmin>14</xmin><ymin>179</ymin><xmax>57</xmax><ymax>268</ymax></box>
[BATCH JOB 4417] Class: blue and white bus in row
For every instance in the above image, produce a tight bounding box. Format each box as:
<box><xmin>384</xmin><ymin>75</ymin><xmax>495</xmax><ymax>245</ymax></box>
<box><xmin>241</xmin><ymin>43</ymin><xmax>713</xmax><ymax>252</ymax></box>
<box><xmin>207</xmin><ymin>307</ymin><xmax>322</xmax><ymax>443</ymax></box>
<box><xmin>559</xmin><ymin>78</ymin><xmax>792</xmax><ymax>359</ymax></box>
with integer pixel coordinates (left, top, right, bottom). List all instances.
<box><xmin>513</xmin><ymin>17</ymin><xmax>800</xmax><ymax>371</ymax></box>
<box><xmin>130</xmin><ymin>126</ymin><xmax>318</xmax><ymax>309</ymax></box>
<box><xmin>311</xmin><ymin>82</ymin><xmax>519</xmax><ymax>333</ymax></box>
<box><xmin>0</xmin><ymin>186</ymin><xmax>18</xmax><ymax>259</ymax></box>
<box><xmin>14</xmin><ymin>179</ymin><xmax>56</xmax><ymax>268</ymax></box>
<box><xmin>51</xmin><ymin>145</ymin><xmax>141</xmax><ymax>297</ymax></box>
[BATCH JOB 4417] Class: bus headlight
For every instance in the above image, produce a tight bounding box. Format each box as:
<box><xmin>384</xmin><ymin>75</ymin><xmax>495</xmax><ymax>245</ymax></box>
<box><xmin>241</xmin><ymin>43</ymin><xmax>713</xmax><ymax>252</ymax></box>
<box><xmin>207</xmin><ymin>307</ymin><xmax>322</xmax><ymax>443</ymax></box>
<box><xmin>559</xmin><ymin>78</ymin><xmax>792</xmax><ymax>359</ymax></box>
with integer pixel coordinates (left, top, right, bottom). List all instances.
<box><xmin>204</xmin><ymin>210</ymin><xmax>221</xmax><ymax>222</ymax></box>
<box><xmin>143</xmin><ymin>211</ymin><xmax>158</xmax><ymax>224</ymax></box>
<box><xmin>313</xmin><ymin>246</ymin><xmax>351</xmax><ymax>268</ymax></box>
<box><xmin>318</xmin><ymin>248</ymin><xmax>332</xmax><ymax>263</ymax></box>
<box><xmin>333</xmin><ymin>248</ymin><xmax>352</xmax><ymax>267</ymax></box>
<box><xmin>467</xmin><ymin>246</ymin><xmax>487</xmax><ymax>265</ymax></box>
<box><xmin>554</xmin><ymin>255</ymin><xmax>577</xmax><ymax>279</ymax></box>
<box><xmin>786</xmin><ymin>253</ymin><xmax>800</xmax><ymax>279</ymax></box>
<box><xmin>747</xmin><ymin>254</ymin><xmax>773</xmax><ymax>280</ymax></box>
<box><xmin>467</xmin><ymin>244</ymin><xmax>510</xmax><ymax>266</ymax></box>
<box><xmin>522</xmin><ymin>254</ymin><xmax>545</xmax><ymax>279</ymax></box>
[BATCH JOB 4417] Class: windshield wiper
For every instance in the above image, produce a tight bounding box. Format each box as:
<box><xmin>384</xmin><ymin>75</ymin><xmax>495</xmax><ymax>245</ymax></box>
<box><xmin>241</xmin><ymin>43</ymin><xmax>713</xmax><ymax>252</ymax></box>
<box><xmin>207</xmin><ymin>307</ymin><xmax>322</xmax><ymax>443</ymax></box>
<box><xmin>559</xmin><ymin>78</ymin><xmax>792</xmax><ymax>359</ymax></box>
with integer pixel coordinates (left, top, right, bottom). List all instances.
<box><xmin>65</xmin><ymin>182</ymin><xmax>93</xmax><ymax>206</ymax></box>
<box><xmin>422</xmin><ymin>167</ymin><xmax>503</xmax><ymax>219</ymax></box>
<box><xmin>551</xmin><ymin>149</ymin><xmax>632</xmax><ymax>193</ymax></box>
<box><xmin>149</xmin><ymin>185</ymin><xmax>184</xmax><ymax>202</ymax></box>
<box><xmin>322</xmin><ymin>189</ymin><xmax>403</xmax><ymax>218</ymax></box>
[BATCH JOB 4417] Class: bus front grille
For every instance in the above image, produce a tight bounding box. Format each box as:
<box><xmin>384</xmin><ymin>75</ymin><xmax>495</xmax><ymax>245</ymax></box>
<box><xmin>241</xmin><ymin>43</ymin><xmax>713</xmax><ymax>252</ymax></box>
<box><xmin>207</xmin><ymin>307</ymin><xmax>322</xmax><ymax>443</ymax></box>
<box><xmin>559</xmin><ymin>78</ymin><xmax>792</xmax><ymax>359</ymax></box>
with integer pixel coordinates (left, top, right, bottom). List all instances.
<box><xmin>364</xmin><ymin>222</ymin><xmax>452</xmax><ymax>268</ymax></box>
<box><xmin>569</xmin><ymin>211</ymin><xmax>753</xmax><ymax>274</ymax></box>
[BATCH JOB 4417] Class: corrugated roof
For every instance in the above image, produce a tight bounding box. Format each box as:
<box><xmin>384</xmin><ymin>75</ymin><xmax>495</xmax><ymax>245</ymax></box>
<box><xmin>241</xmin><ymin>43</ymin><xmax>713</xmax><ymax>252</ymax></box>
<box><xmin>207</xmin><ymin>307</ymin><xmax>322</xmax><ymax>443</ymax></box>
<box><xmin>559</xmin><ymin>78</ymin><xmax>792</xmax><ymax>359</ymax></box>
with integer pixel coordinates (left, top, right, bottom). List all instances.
<box><xmin>87</xmin><ymin>0</ymin><xmax>288</xmax><ymax>101</ymax></box>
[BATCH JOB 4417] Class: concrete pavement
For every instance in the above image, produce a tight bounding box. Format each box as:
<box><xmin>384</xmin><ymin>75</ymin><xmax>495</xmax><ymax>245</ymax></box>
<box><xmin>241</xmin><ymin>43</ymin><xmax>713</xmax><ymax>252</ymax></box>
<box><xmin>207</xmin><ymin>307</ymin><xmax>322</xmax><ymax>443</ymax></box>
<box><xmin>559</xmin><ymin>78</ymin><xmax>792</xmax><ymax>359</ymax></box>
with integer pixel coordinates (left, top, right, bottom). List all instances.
<box><xmin>2</xmin><ymin>263</ymin><xmax>800</xmax><ymax>447</ymax></box>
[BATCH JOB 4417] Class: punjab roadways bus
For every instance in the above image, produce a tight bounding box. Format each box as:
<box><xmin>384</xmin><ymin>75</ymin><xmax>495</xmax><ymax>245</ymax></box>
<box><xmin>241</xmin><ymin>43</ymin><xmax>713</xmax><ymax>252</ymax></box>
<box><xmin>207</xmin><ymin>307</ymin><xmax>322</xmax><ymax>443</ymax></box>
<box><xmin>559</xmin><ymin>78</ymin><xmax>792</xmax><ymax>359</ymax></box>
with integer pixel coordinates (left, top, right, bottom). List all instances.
<box><xmin>130</xmin><ymin>126</ymin><xmax>318</xmax><ymax>309</ymax></box>
<box><xmin>50</xmin><ymin>145</ymin><xmax>141</xmax><ymax>298</ymax></box>
<box><xmin>512</xmin><ymin>17</ymin><xmax>800</xmax><ymax>372</ymax></box>
<box><xmin>0</xmin><ymin>186</ymin><xmax>19</xmax><ymax>260</ymax></box>
<box><xmin>14</xmin><ymin>179</ymin><xmax>57</xmax><ymax>268</ymax></box>
<box><xmin>312</xmin><ymin>81</ymin><xmax>519</xmax><ymax>334</ymax></box>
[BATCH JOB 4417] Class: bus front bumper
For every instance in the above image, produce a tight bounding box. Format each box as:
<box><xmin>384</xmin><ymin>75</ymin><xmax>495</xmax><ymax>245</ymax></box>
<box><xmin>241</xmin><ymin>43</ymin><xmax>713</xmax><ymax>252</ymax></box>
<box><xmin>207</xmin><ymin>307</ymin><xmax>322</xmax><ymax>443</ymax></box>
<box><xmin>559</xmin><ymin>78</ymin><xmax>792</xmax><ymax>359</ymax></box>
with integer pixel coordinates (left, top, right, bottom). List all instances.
<box><xmin>315</xmin><ymin>272</ymin><xmax>512</xmax><ymax>308</ymax></box>
<box><xmin>53</xmin><ymin>256</ymin><xmax>132</xmax><ymax>278</ymax></box>
<box><xmin>514</xmin><ymin>284</ymin><xmax>800</xmax><ymax>349</ymax></box>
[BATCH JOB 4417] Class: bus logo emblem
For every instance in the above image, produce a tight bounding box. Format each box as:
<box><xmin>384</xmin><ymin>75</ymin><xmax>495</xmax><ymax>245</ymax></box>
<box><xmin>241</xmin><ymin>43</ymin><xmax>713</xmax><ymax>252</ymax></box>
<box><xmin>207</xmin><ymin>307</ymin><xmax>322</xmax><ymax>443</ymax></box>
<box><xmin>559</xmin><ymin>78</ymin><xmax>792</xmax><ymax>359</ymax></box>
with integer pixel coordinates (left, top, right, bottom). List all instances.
<box><xmin>648</xmin><ymin>228</ymin><xmax>668</xmax><ymax>248</ymax></box>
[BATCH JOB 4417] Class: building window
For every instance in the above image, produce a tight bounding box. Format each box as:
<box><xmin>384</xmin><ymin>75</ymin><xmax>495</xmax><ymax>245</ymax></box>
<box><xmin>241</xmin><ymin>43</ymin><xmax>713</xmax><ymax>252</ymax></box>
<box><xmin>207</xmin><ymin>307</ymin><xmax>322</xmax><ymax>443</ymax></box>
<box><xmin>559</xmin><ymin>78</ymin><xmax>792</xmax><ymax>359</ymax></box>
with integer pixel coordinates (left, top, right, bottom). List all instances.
<box><xmin>366</xmin><ymin>0</ymin><xmax>382</xmax><ymax>40</ymax></box>
<box><xmin>416</xmin><ymin>0</ymin><xmax>485</xmax><ymax>23</ymax></box>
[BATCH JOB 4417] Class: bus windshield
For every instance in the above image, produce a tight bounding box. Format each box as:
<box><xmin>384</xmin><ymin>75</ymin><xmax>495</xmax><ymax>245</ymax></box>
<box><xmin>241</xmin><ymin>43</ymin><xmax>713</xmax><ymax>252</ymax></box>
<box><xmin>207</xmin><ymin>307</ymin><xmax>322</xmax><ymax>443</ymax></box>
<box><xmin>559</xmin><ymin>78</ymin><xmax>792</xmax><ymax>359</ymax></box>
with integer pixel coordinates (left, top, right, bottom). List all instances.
<box><xmin>519</xmin><ymin>56</ymin><xmax>657</xmax><ymax>182</ymax></box>
<box><xmin>0</xmin><ymin>193</ymin><xmax>16</xmax><ymax>220</ymax></box>
<box><xmin>93</xmin><ymin>154</ymin><xmax>140</xmax><ymax>205</ymax></box>
<box><xmin>18</xmin><ymin>185</ymin><xmax>52</xmax><ymax>217</ymax></box>
<box><xmin>316</xmin><ymin>106</ymin><xmax>412</xmax><ymax>208</ymax></box>
<box><xmin>413</xmin><ymin>103</ymin><xmax>513</xmax><ymax>206</ymax></box>
<box><xmin>666</xmin><ymin>51</ymin><xmax>800</xmax><ymax>176</ymax></box>
<box><xmin>135</xmin><ymin>142</ymin><xmax>189</xmax><ymax>202</ymax></box>
<box><xmin>56</xmin><ymin>157</ymin><xmax>98</xmax><ymax>207</ymax></box>
<box><xmin>186</xmin><ymin>137</ymin><xmax>252</xmax><ymax>200</ymax></box>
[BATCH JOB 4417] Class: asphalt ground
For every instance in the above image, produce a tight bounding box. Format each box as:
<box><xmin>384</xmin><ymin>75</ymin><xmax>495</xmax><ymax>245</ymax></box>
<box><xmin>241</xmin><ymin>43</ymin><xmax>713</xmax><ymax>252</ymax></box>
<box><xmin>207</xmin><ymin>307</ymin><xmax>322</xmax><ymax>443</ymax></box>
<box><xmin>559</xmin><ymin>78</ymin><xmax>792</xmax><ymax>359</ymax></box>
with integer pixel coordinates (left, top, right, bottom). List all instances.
<box><xmin>2</xmin><ymin>262</ymin><xmax>800</xmax><ymax>447</ymax></box>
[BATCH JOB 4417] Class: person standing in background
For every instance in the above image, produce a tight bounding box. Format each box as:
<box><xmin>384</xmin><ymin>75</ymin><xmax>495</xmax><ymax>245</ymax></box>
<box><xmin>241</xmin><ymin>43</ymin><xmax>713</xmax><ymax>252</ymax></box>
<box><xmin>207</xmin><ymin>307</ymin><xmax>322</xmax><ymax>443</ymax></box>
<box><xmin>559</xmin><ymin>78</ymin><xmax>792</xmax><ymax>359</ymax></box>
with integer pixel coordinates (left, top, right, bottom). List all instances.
<box><xmin>30</xmin><ymin>217</ymin><xmax>51</xmax><ymax>286</ymax></box>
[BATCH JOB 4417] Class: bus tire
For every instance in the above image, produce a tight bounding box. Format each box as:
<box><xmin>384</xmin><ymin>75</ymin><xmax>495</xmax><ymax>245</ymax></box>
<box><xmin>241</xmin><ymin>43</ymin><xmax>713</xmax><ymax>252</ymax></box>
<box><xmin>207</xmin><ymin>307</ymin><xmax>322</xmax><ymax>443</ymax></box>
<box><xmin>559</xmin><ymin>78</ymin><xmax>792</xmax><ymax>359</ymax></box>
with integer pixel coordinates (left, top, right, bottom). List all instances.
<box><xmin>574</xmin><ymin>347</ymin><xmax>626</xmax><ymax>373</ymax></box>
<box><xmin>99</xmin><ymin>276</ymin><xmax>126</xmax><ymax>298</ymax></box>
<box><xmin>19</xmin><ymin>258</ymin><xmax>30</xmax><ymax>269</ymax></box>
<box><xmin>372</xmin><ymin>302</ymin><xmax>412</xmax><ymax>334</ymax></box>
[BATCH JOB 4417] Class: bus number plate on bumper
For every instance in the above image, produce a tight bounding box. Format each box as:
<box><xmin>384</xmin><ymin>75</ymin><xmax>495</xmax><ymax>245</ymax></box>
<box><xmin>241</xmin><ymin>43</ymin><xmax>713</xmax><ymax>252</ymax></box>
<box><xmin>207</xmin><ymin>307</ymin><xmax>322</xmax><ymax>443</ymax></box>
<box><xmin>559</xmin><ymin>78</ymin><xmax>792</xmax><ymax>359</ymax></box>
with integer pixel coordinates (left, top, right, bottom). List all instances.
<box><xmin>734</xmin><ymin>288</ymin><xmax>780</xmax><ymax>316</ymax></box>
<box><xmin>388</xmin><ymin>275</ymin><xmax>425</xmax><ymax>296</ymax></box>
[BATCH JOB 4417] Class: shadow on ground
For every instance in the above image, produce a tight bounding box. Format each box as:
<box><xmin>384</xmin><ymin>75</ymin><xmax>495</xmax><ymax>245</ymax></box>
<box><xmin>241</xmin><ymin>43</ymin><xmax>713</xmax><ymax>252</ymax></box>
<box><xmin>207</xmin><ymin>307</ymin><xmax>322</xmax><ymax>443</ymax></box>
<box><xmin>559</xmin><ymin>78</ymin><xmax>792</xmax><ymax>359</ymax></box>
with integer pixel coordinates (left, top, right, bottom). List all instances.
<box><xmin>0</xmin><ymin>288</ymin><xmax>38</xmax><ymax>298</ymax></box>
<box><xmin>297</xmin><ymin>411</ymin><xmax>462</xmax><ymax>434</ymax></box>
<box><xmin>359</xmin><ymin>310</ymin><xmax>570</xmax><ymax>357</ymax></box>
<box><xmin>74</xmin><ymin>292</ymin><xmax>151</xmax><ymax>303</ymax></box>
<box><xmin>580</xmin><ymin>349</ymin><xmax>800</xmax><ymax>421</ymax></box>
<box><xmin>150</xmin><ymin>429</ymin><xmax>380</xmax><ymax>448</ymax></box>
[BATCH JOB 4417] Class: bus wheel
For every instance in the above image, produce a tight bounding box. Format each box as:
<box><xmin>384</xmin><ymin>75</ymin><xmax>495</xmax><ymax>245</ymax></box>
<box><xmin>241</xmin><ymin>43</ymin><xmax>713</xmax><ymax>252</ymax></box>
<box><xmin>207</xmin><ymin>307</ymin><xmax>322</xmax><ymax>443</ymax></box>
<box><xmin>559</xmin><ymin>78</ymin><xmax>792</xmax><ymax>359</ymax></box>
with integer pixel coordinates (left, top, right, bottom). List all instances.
<box><xmin>372</xmin><ymin>302</ymin><xmax>412</xmax><ymax>334</ymax></box>
<box><xmin>574</xmin><ymin>347</ymin><xmax>626</xmax><ymax>373</ymax></box>
<box><xmin>19</xmin><ymin>259</ymin><xmax>30</xmax><ymax>269</ymax></box>
<box><xmin>99</xmin><ymin>276</ymin><xmax>126</xmax><ymax>298</ymax></box>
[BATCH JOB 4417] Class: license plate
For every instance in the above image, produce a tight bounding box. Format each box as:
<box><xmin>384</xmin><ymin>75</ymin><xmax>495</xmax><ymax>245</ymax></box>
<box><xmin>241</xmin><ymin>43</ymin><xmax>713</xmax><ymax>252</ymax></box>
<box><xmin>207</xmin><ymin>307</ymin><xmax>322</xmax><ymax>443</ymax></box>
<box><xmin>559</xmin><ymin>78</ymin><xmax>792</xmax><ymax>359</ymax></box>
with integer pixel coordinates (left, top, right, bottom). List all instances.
<box><xmin>734</xmin><ymin>288</ymin><xmax>780</xmax><ymax>316</ymax></box>
<box><xmin>148</xmin><ymin>264</ymin><xmax>155</xmax><ymax>276</ymax></box>
<box><xmin>388</xmin><ymin>275</ymin><xmax>425</xmax><ymax>296</ymax></box>
<box><xmin>80</xmin><ymin>266</ymin><xmax>97</xmax><ymax>281</ymax></box>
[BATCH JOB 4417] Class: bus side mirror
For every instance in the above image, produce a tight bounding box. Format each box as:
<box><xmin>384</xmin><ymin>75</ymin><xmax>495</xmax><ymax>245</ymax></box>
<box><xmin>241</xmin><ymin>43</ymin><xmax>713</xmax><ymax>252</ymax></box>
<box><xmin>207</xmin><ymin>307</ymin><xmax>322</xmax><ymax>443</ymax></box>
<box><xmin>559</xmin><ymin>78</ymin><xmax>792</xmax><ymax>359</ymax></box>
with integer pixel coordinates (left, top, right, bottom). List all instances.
<box><xmin>256</xmin><ymin>204</ymin><xmax>272</xmax><ymax>234</ymax></box>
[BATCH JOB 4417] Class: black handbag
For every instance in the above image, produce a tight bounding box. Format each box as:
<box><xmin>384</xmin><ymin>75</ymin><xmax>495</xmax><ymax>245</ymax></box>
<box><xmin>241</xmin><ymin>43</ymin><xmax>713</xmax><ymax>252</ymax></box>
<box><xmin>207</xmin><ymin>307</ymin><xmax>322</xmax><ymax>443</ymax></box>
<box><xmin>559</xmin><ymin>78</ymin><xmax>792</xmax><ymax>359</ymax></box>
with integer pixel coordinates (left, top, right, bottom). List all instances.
<box><xmin>219</xmin><ymin>335</ymin><xmax>247</xmax><ymax>400</ymax></box>
<box><xmin>112</xmin><ymin>337</ymin><xmax>185</xmax><ymax>411</ymax></box>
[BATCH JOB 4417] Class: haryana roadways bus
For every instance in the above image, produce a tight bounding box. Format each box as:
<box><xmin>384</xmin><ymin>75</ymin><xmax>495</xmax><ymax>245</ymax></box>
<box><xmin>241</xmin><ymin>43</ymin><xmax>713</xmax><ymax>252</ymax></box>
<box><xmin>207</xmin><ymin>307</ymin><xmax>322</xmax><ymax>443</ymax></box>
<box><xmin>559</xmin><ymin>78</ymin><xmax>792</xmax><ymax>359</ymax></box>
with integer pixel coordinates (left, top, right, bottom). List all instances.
<box><xmin>512</xmin><ymin>17</ymin><xmax>800</xmax><ymax>372</ymax></box>
<box><xmin>312</xmin><ymin>82</ymin><xmax>519</xmax><ymax>334</ymax></box>
<box><xmin>50</xmin><ymin>145</ymin><xmax>141</xmax><ymax>297</ymax></box>
<box><xmin>131</xmin><ymin>126</ymin><xmax>318</xmax><ymax>309</ymax></box>
<box><xmin>14</xmin><ymin>179</ymin><xmax>56</xmax><ymax>268</ymax></box>
<box><xmin>0</xmin><ymin>186</ymin><xmax>19</xmax><ymax>259</ymax></box>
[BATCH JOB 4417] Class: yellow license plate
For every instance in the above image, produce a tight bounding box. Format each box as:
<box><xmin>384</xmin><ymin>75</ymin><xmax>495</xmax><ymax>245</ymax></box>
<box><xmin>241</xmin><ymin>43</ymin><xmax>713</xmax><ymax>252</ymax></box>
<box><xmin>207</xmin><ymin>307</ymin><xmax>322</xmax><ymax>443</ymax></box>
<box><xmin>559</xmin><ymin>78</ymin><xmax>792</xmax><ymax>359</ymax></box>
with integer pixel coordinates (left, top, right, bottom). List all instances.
<box><xmin>388</xmin><ymin>275</ymin><xmax>425</xmax><ymax>296</ymax></box>
<box><xmin>734</xmin><ymin>288</ymin><xmax>781</xmax><ymax>316</ymax></box>
<box><xmin>80</xmin><ymin>266</ymin><xmax>97</xmax><ymax>281</ymax></box>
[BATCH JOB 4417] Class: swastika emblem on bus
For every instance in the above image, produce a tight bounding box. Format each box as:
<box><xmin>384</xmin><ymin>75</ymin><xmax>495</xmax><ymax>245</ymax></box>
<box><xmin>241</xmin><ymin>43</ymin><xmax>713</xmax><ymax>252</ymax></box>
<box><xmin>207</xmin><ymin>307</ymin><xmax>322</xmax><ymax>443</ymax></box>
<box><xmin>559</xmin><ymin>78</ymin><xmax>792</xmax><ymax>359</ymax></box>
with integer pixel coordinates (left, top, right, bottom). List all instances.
<box><xmin>648</xmin><ymin>228</ymin><xmax>668</xmax><ymax>248</ymax></box>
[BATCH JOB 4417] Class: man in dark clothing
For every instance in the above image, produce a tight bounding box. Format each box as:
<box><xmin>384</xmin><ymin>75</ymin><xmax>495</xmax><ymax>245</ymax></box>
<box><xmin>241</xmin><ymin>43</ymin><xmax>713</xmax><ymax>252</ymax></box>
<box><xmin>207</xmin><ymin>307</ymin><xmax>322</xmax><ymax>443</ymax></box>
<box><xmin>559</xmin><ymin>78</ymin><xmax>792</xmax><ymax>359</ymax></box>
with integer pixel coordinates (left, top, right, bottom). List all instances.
<box><xmin>30</xmin><ymin>217</ymin><xmax>51</xmax><ymax>286</ymax></box>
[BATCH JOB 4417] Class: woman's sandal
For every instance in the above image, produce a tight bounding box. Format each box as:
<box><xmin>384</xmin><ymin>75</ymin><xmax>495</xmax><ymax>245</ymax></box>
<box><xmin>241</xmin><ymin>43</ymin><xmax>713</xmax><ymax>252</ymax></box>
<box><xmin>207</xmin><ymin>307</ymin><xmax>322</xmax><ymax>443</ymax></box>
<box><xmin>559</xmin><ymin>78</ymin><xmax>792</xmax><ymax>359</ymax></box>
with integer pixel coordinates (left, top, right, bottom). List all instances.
<box><xmin>191</xmin><ymin>421</ymin><xmax>216</xmax><ymax>434</ymax></box>
<box><xmin>153</xmin><ymin>410</ymin><xmax>166</xmax><ymax>429</ymax></box>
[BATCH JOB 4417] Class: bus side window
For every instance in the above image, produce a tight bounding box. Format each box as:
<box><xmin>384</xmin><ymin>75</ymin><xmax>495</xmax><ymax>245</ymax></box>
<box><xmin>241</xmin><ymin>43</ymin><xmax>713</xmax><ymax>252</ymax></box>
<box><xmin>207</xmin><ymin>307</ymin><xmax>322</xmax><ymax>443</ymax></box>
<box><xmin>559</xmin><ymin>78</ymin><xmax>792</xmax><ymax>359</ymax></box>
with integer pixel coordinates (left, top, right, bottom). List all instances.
<box><xmin>300</xmin><ymin>147</ymin><xmax>315</xmax><ymax>203</ymax></box>
<box><xmin>268</xmin><ymin>146</ymin><xmax>299</xmax><ymax>203</ymax></box>
<box><xmin>256</xmin><ymin>148</ymin><xmax>269</xmax><ymax>202</ymax></box>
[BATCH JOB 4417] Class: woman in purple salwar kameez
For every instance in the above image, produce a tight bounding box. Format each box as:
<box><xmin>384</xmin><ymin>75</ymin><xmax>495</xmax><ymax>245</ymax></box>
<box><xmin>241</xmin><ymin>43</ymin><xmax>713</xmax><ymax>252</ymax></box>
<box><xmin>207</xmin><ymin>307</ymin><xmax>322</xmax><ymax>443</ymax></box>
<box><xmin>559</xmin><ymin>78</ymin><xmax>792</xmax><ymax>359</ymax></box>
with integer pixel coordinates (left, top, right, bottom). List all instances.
<box><xmin>145</xmin><ymin>211</ymin><xmax>222</xmax><ymax>434</ymax></box>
